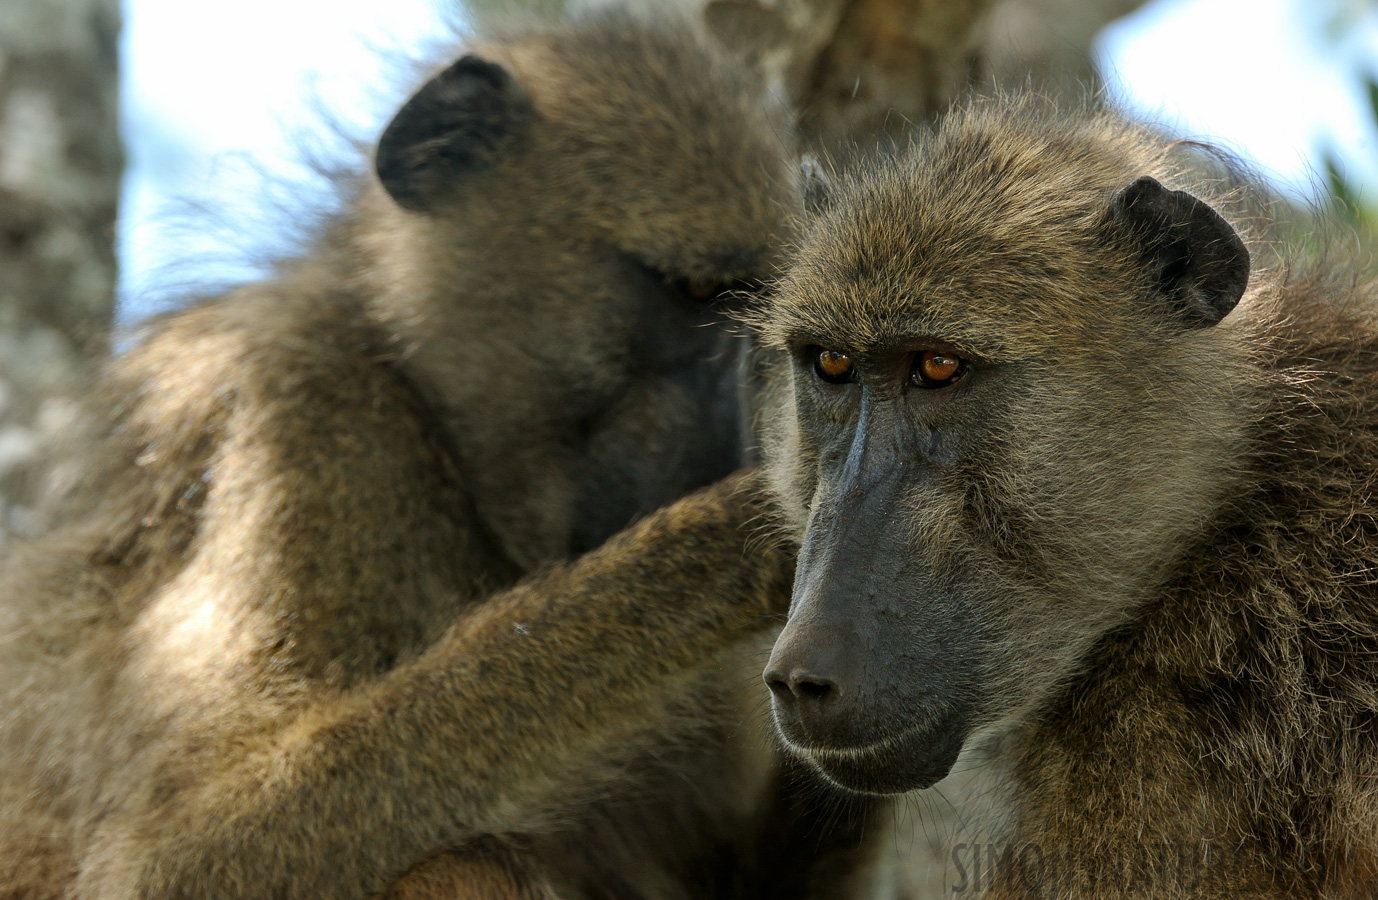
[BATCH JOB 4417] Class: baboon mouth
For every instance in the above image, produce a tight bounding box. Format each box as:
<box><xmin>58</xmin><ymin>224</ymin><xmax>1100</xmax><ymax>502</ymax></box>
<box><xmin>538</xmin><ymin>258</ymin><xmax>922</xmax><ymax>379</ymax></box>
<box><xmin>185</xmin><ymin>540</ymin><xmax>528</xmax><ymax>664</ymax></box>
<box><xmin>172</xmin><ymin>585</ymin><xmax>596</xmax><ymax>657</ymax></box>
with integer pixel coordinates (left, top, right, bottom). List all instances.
<box><xmin>789</xmin><ymin>721</ymin><xmax>966</xmax><ymax>796</ymax></box>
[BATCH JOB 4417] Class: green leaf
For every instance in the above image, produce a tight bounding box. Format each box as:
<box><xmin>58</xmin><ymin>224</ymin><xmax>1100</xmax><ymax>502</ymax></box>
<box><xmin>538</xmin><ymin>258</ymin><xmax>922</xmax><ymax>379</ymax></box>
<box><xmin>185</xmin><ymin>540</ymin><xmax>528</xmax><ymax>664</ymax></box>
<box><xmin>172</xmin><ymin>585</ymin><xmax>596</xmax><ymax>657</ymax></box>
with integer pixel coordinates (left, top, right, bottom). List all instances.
<box><xmin>1323</xmin><ymin>147</ymin><xmax>1362</xmax><ymax>218</ymax></box>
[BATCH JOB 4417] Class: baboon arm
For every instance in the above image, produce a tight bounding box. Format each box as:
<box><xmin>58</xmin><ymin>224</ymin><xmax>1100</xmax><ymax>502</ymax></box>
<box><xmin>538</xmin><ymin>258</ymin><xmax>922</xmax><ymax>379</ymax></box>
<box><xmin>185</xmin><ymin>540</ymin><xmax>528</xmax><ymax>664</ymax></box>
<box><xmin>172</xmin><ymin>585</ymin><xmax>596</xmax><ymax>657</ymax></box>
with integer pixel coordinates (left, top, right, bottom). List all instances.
<box><xmin>385</xmin><ymin>846</ymin><xmax>559</xmax><ymax>900</ymax></box>
<box><xmin>79</xmin><ymin>471</ymin><xmax>791</xmax><ymax>899</ymax></box>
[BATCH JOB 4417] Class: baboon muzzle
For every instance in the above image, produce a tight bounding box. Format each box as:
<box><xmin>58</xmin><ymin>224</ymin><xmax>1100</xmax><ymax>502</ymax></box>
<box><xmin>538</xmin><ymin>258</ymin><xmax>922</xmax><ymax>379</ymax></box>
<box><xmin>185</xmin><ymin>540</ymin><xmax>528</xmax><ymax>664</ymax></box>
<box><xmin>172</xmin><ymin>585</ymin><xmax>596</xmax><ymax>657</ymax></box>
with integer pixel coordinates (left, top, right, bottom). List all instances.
<box><xmin>764</xmin><ymin>434</ymin><xmax>968</xmax><ymax>794</ymax></box>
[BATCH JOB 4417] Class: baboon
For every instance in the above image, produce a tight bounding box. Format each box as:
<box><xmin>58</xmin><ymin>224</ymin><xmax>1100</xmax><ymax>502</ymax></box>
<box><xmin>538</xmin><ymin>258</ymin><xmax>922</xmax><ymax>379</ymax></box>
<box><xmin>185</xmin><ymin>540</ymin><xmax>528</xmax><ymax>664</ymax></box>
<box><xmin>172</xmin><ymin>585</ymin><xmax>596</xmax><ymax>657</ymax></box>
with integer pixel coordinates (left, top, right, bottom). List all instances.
<box><xmin>755</xmin><ymin>94</ymin><xmax>1378</xmax><ymax>897</ymax></box>
<box><xmin>0</xmin><ymin>13</ymin><xmax>885</xmax><ymax>899</ymax></box>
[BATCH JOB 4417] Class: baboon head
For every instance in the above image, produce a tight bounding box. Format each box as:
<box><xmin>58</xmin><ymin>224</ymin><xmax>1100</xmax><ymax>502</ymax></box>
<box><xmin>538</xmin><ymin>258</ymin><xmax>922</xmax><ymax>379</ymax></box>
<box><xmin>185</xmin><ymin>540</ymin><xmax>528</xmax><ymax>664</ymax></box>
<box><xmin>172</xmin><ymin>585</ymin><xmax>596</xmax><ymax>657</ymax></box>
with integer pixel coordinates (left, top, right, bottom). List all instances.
<box><xmin>756</xmin><ymin>100</ymin><xmax>1254</xmax><ymax>794</ymax></box>
<box><xmin>369</xmin><ymin>13</ymin><xmax>801</xmax><ymax>568</ymax></box>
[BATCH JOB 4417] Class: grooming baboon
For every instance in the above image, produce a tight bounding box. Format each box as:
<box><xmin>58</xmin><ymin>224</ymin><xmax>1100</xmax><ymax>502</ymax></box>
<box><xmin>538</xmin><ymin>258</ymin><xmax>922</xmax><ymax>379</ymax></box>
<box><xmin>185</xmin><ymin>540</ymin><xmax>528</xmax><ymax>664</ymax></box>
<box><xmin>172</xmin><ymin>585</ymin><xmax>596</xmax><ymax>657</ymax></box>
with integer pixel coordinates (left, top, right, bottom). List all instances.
<box><xmin>755</xmin><ymin>94</ymin><xmax>1378</xmax><ymax>897</ymax></box>
<box><xmin>0</xmin><ymin>13</ymin><xmax>886</xmax><ymax>899</ymax></box>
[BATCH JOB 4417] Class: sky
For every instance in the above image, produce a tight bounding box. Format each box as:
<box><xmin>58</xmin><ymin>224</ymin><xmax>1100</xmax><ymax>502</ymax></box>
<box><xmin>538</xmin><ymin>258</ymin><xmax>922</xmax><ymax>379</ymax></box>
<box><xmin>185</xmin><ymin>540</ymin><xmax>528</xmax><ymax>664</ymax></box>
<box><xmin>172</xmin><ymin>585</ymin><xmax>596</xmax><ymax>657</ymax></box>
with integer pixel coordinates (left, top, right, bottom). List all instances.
<box><xmin>1096</xmin><ymin>0</ymin><xmax>1378</xmax><ymax>203</ymax></box>
<box><xmin>118</xmin><ymin>0</ymin><xmax>456</xmax><ymax>316</ymax></box>
<box><xmin>117</xmin><ymin>0</ymin><xmax>1378</xmax><ymax>321</ymax></box>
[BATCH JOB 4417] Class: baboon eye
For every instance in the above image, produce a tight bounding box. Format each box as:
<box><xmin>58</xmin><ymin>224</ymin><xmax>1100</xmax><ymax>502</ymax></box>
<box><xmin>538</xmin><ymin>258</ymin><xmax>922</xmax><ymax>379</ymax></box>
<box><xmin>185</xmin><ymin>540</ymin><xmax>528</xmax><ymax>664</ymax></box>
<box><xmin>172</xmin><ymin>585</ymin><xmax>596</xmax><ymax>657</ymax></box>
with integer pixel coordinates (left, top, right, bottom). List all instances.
<box><xmin>912</xmin><ymin>350</ymin><xmax>965</xmax><ymax>388</ymax></box>
<box><xmin>685</xmin><ymin>279</ymin><xmax>724</xmax><ymax>302</ymax></box>
<box><xmin>813</xmin><ymin>348</ymin><xmax>855</xmax><ymax>384</ymax></box>
<box><xmin>665</xmin><ymin>274</ymin><xmax>745</xmax><ymax>305</ymax></box>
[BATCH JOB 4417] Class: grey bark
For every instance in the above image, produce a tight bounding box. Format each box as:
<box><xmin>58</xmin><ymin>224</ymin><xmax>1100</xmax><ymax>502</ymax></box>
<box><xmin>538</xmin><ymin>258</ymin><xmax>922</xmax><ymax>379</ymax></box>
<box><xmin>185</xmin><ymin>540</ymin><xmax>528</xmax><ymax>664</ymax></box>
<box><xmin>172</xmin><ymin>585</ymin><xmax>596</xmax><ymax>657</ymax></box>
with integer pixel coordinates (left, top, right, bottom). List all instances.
<box><xmin>696</xmin><ymin>0</ymin><xmax>1151</xmax><ymax>150</ymax></box>
<box><xmin>982</xmin><ymin>0</ymin><xmax>1152</xmax><ymax>94</ymax></box>
<box><xmin>0</xmin><ymin>0</ymin><xmax>121</xmax><ymax>548</ymax></box>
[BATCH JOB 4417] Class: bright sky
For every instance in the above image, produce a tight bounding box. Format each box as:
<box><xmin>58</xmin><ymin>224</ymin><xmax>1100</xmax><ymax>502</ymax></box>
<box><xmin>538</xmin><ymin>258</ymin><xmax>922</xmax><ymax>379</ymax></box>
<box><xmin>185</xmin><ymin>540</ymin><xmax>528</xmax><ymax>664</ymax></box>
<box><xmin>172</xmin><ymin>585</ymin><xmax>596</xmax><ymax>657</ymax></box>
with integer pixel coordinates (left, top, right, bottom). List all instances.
<box><xmin>1096</xmin><ymin>0</ymin><xmax>1378</xmax><ymax>202</ymax></box>
<box><xmin>118</xmin><ymin>0</ymin><xmax>455</xmax><ymax>316</ymax></box>
<box><xmin>117</xmin><ymin>0</ymin><xmax>1378</xmax><ymax>321</ymax></box>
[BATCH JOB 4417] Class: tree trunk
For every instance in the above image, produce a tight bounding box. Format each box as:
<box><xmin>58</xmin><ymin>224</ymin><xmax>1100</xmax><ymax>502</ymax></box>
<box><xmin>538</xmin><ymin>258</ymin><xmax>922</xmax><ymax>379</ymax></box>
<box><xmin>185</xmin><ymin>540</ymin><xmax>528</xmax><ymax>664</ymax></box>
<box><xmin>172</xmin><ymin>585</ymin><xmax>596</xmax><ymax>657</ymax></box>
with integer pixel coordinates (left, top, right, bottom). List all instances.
<box><xmin>0</xmin><ymin>0</ymin><xmax>122</xmax><ymax>547</ymax></box>
<box><xmin>697</xmin><ymin>0</ymin><xmax>1151</xmax><ymax>151</ymax></box>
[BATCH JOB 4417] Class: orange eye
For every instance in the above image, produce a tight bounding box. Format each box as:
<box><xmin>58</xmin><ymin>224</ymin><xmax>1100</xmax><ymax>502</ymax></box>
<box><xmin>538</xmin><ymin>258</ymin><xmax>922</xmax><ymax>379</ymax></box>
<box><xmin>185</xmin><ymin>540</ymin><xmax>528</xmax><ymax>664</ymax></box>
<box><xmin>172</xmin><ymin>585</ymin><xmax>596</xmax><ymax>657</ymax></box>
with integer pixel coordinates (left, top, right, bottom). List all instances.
<box><xmin>913</xmin><ymin>350</ymin><xmax>965</xmax><ymax>388</ymax></box>
<box><xmin>685</xmin><ymin>279</ymin><xmax>722</xmax><ymax>302</ymax></box>
<box><xmin>814</xmin><ymin>348</ymin><xmax>855</xmax><ymax>384</ymax></box>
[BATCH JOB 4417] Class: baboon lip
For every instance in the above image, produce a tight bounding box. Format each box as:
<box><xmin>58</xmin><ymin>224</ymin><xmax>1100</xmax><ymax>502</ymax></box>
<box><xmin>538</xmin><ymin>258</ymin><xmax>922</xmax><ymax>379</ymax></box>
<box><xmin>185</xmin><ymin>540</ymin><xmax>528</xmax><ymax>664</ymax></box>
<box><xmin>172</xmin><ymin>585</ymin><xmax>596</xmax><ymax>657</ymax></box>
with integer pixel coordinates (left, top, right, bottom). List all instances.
<box><xmin>785</xmin><ymin>718</ymin><xmax>967</xmax><ymax>796</ymax></box>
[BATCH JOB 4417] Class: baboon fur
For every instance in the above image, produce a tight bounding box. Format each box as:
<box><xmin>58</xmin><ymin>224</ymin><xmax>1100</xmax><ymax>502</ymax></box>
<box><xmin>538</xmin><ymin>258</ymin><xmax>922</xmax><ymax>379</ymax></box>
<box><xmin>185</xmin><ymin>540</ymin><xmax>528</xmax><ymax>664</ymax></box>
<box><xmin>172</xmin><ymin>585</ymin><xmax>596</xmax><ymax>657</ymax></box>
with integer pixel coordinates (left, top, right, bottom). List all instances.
<box><xmin>0</xmin><ymin>13</ymin><xmax>886</xmax><ymax>899</ymax></box>
<box><xmin>755</xmin><ymin>94</ymin><xmax>1378</xmax><ymax>898</ymax></box>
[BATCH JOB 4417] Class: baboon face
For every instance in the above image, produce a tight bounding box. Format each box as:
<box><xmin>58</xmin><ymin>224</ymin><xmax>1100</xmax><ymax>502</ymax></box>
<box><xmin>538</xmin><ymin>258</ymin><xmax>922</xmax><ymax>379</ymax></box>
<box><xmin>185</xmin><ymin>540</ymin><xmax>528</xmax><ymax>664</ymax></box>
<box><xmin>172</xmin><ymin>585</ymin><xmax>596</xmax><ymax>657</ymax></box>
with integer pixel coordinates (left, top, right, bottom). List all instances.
<box><xmin>374</xmin><ymin>20</ymin><xmax>800</xmax><ymax>566</ymax></box>
<box><xmin>758</xmin><ymin>114</ymin><xmax>1252</xmax><ymax>795</ymax></box>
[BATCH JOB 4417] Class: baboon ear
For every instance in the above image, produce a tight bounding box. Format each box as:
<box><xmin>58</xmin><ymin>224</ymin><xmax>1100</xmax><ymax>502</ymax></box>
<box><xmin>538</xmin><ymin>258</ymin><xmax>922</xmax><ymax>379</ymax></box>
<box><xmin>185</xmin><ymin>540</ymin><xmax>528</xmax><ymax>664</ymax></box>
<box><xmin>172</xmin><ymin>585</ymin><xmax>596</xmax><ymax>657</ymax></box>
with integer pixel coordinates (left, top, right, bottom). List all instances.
<box><xmin>1106</xmin><ymin>176</ymin><xmax>1250</xmax><ymax>328</ymax></box>
<box><xmin>376</xmin><ymin>55</ymin><xmax>533</xmax><ymax>213</ymax></box>
<box><xmin>800</xmin><ymin>154</ymin><xmax>833</xmax><ymax>216</ymax></box>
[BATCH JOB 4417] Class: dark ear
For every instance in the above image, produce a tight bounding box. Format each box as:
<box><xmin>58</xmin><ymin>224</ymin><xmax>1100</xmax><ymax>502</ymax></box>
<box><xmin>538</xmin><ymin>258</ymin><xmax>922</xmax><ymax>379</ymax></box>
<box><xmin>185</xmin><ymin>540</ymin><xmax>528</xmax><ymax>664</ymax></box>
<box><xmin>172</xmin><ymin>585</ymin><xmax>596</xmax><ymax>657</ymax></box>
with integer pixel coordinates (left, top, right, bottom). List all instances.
<box><xmin>800</xmin><ymin>154</ymin><xmax>833</xmax><ymax>216</ymax></box>
<box><xmin>375</xmin><ymin>55</ymin><xmax>533</xmax><ymax>213</ymax></box>
<box><xmin>1105</xmin><ymin>176</ymin><xmax>1250</xmax><ymax>328</ymax></box>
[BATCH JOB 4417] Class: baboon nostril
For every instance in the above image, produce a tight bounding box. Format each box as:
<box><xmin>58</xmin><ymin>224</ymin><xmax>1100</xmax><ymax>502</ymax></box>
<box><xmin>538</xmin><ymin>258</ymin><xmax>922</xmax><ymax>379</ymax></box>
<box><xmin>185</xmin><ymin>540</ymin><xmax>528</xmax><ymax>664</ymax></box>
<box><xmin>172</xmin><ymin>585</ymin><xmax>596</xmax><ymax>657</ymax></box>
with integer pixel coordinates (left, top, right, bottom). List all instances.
<box><xmin>764</xmin><ymin>668</ymin><xmax>836</xmax><ymax>703</ymax></box>
<box><xmin>764</xmin><ymin>668</ymin><xmax>792</xmax><ymax>701</ymax></box>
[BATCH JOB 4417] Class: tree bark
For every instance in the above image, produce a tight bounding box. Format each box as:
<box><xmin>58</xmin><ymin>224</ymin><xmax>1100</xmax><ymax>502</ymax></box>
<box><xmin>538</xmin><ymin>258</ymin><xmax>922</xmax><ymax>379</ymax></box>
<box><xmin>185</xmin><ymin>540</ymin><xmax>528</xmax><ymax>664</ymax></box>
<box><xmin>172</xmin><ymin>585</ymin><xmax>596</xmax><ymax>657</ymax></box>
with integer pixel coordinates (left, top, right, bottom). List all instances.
<box><xmin>699</xmin><ymin>0</ymin><xmax>1149</xmax><ymax>151</ymax></box>
<box><xmin>0</xmin><ymin>0</ymin><xmax>121</xmax><ymax>548</ymax></box>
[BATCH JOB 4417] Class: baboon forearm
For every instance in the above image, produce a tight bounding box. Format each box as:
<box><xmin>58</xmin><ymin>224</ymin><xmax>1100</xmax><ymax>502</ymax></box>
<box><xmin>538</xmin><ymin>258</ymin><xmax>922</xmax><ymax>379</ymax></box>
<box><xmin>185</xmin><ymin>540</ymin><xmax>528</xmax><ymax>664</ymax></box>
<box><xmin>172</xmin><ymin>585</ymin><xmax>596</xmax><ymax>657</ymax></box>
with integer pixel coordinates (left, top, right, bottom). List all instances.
<box><xmin>101</xmin><ymin>472</ymin><xmax>791</xmax><ymax>898</ymax></box>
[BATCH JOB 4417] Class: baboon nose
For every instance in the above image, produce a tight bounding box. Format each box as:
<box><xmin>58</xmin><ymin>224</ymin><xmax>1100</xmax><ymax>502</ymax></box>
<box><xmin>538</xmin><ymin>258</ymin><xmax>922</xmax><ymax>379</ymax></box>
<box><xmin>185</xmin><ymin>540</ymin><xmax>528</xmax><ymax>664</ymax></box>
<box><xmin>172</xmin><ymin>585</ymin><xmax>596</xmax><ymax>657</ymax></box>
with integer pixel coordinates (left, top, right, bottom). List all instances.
<box><xmin>765</xmin><ymin>623</ymin><xmax>869</xmax><ymax>745</ymax></box>
<box><xmin>764</xmin><ymin>668</ymin><xmax>837</xmax><ymax>705</ymax></box>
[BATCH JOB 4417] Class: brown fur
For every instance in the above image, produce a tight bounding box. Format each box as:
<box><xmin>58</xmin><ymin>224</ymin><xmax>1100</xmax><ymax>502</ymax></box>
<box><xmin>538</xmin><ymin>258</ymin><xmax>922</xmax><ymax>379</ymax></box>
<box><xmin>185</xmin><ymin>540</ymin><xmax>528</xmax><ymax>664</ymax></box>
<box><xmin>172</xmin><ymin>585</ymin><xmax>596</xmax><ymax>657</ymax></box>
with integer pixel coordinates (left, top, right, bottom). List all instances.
<box><xmin>386</xmin><ymin>840</ymin><xmax>559</xmax><ymax>900</ymax></box>
<box><xmin>0</xmin><ymin>12</ymin><xmax>888</xmax><ymax>898</ymax></box>
<box><xmin>754</xmin><ymin>94</ymin><xmax>1378</xmax><ymax>897</ymax></box>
